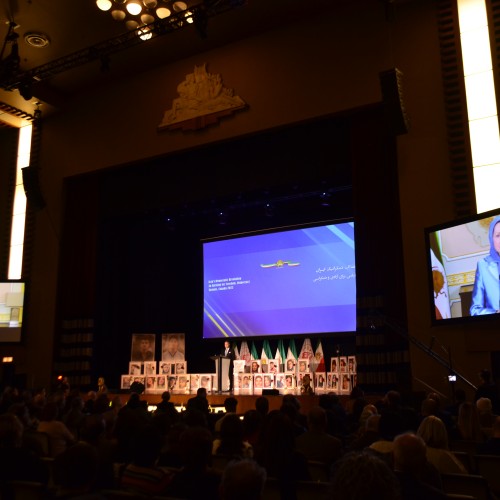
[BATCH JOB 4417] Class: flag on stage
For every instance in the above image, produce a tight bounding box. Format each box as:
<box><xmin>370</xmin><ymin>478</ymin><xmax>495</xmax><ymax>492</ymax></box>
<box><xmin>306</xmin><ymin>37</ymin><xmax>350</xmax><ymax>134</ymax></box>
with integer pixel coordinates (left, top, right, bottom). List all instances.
<box><xmin>261</xmin><ymin>340</ymin><xmax>273</xmax><ymax>366</ymax></box>
<box><xmin>312</xmin><ymin>339</ymin><xmax>325</xmax><ymax>373</ymax></box>
<box><xmin>250</xmin><ymin>341</ymin><xmax>259</xmax><ymax>361</ymax></box>
<box><xmin>233</xmin><ymin>342</ymin><xmax>240</xmax><ymax>360</ymax></box>
<box><xmin>299</xmin><ymin>338</ymin><xmax>314</xmax><ymax>360</ymax></box>
<box><xmin>287</xmin><ymin>339</ymin><xmax>298</xmax><ymax>360</ymax></box>
<box><xmin>239</xmin><ymin>341</ymin><xmax>251</xmax><ymax>364</ymax></box>
<box><xmin>276</xmin><ymin>339</ymin><xmax>286</xmax><ymax>367</ymax></box>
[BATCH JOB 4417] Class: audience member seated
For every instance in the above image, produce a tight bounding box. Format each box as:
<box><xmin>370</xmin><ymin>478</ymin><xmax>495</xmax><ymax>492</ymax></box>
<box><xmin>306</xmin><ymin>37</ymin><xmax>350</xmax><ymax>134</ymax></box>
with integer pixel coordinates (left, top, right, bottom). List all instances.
<box><xmin>369</xmin><ymin>410</ymin><xmax>405</xmax><ymax>454</ymax></box>
<box><xmin>242</xmin><ymin>409</ymin><xmax>263</xmax><ymax>448</ymax></box>
<box><xmin>255</xmin><ymin>396</ymin><xmax>269</xmax><ymax>418</ymax></box>
<box><xmin>452</xmin><ymin>401</ymin><xmax>485</xmax><ymax>444</ymax></box>
<box><xmin>330</xmin><ymin>450</ymin><xmax>400</xmax><ymax>500</ymax></box>
<box><xmin>318</xmin><ymin>393</ymin><xmax>348</xmax><ymax>441</ymax></box>
<box><xmin>393</xmin><ymin>433</ymin><xmax>447</xmax><ymax>500</ymax></box>
<box><xmin>37</xmin><ymin>401</ymin><xmax>76</xmax><ymax>458</ymax></box>
<box><xmin>53</xmin><ymin>441</ymin><xmax>106</xmax><ymax>499</ymax></box>
<box><xmin>475</xmin><ymin>369</ymin><xmax>500</xmax><ymax>415</ymax></box>
<box><xmin>79</xmin><ymin>414</ymin><xmax>117</xmax><ymax>490</ymax></box>
<box><xmin>62</xmin><ymin>396</ymin><xmax>86</xmax><ymax>440</ymax></box>
<box><xmin>155</xmin><ymin>391</ymin><xmax>179</xmax><ymax>423</ymax></box>
<box><xmin>348</xmin><ymin>414</ymin><xmax>381</xmax><ymax>451</ymax></box>
<box><xmin>477</xmin><ymin>415</ymin><xmax>500</xmax><ymax>455</ymax></box>
<box><xmin>219</xmin><ymin>459</ymin><xmax>267</xmax><ymax>500</ymax></box>
<box><xmin>254</xmin><ymin>410</ymin><xmax>309</xmax><ymax>498</ymax></box>
<box><xmin>295</xmin><ymin>406</ymin><xmax>342</xmax><ymax>467</ymax></box>
<box><xmin>212</xmin><ymin>413</ymin><xmax>253</xmax><ymax>458</ymax></box>
<box><xmin>445</xmin><ymin>388</ymin><xmax>467</xmax><ymax>419</ymax></box>
<box><xmin>186</xmin><ymin>388</ymin><xmax>210</xmax><ymax>416</ymax></box>
<box><xmin>416</xmin><ymin>415</ymin><xmax>467</xmax><ymax>474</ymax></box>
<box><xmin>214</xmin><ymin>397</ymin><xmax>238</xmax><ymax>434</ymax></box>
<box><xmin>113</xmin><ymin>392</ymin><xmax>151</xmax><ymax>463</ymax></box>
<box><xmin>476</xmin><ymin>397</ymin><xmax>496</xmax><ymax>431</ymax></box>
<box><xmin>0</xmin><ymin>413</ymin><xmax>49</xmax><ymax>498</ymax></box>
<box><xmin>120</xmin><ymin>424</ymin><xmax>174</xmax><ymax>496</ymax></box>
<box><xmin>165</xmin><ymin>426</ymin><xmax>221</xmax><ymax>500</ymax></box>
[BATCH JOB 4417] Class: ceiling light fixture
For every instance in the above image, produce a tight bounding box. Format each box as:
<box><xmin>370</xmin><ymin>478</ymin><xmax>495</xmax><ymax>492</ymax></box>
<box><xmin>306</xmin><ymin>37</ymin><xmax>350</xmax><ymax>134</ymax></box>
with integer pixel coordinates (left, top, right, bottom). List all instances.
<box><xmin>96</xmin><ymin>0</ymin><xmax>193</xmax><ymax>33</ymax></box>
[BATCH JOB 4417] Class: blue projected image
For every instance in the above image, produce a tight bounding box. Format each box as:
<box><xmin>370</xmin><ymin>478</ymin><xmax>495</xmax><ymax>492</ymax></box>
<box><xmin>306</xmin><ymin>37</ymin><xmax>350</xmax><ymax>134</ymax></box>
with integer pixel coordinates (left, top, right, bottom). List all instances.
<box><xmin>202</xmin><ymin>221</ymin><xmax>356</xmax><ymax>338</ymax></box>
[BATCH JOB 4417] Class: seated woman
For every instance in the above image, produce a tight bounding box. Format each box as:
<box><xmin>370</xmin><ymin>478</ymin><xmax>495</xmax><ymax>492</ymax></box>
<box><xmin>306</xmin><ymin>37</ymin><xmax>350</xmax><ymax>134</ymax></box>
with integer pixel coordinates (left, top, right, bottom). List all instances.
<box><xmin>417</xmin><ymin>415</ymin><xmax>468</xmax><ymax>474</ymax></box>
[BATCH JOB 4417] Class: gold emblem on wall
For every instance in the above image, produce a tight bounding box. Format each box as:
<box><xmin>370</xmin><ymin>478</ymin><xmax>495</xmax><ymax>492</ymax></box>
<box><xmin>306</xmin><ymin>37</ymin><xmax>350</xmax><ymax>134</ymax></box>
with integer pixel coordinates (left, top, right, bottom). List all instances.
<box><xmin>158</xmin><ymin>64</ymin><xmax>247</xmax><ymax>131</ymax></box>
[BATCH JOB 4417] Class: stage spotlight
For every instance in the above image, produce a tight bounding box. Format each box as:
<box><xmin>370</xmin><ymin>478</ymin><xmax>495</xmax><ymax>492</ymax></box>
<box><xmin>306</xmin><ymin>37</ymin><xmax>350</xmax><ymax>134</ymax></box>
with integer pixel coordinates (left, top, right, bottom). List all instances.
<box><xmin>320</xmin><ymin>191</ymin><xmax>331</xmax><ymax>207</ymax></box>
<box><xmin>218</xmin><ymin>211</ymin><xmax>228</xmax><ymax>225</ymax></box>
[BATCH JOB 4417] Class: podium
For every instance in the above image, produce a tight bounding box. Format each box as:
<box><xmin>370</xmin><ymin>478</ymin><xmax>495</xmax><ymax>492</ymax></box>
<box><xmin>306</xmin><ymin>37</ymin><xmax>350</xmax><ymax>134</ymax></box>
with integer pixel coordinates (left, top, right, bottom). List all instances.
<box><xmin>211</xmin><ymin>354</ymin><xmax>231</xmax><ymax>393</ymax></box>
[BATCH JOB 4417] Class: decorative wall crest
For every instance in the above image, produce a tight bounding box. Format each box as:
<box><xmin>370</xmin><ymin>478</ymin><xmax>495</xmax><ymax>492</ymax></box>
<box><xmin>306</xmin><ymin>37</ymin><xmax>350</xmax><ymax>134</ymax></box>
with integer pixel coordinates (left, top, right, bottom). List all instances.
<box><xmin>158</xmin><ymin>64</ymin><xmax>247</xmax><ymax>131</ymax></box>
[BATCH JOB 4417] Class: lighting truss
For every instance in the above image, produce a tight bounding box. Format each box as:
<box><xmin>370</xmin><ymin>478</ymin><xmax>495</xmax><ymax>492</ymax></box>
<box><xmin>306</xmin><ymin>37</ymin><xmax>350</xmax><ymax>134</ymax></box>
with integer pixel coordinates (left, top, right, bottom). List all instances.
<box><xmin>0</xmin><ymin>0</ymin><xmax>246</xmax><ymax>92</ymax></box>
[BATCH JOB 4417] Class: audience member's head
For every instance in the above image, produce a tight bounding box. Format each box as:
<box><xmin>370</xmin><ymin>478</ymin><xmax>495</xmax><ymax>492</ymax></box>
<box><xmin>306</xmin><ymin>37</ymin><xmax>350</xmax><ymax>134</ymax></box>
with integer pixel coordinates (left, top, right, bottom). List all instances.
<box><xmin>331</xmin><ymin>451</ymin><xmax>400</xmax><ymax>500</ymax></box>
<box><xmin>420</xmin><ymin>398</ymin><xmax>438</xmax><ymax>418</ymax></box>
<box><xmin>54</xmin><ymin>442</ymin><xmax>99</xmax><ymax>495</ymax></box>
<box><xmin>220</xmin><ymin>459</ymin><xmax>267</xmax><ymax>500</ymax></box>
<box><xmin>224</xmin><ymin>397</ymin><xmax>238</xmax><ymax>413</ymax></box>
<box><xmin>307</xmin><ymin>406</ymin><xmax>328</xmax><ymax>432</ymax></box>
<box><xmin>458</xmin><ymin>402</ymin><xmax>482</xmax><ymax>441</ymax></box>
<box><xmin>417</xmin><ymin>415</ymin><xmax>448</xmax><ymax>449</ymax></box>
<box><xmin>178</xmin><ymin>426</ymin><xmax>213</xmax><ymax>471</ymax></box>
<box><xmin>161</xmin><ymin>391</ymin><xmax>171</xmax><ymax>402</ymax></box>
<box><xmin>378</xmin><ymin>411</ymin><xmax>404</xmax><ymax>441</ymax></box>
<box><xmin>393</xmin><ymin>432</ymin><xmax>427</xmax><ymax>477</ymax></box>
<box><xmin>0</xmin><ymin>413</ymin><xmax>23</xmax><ymax>448</ymax></box>
<box><xmin>197</xmin><ymin>387</ymin><xmax>207</xmax><ymax>399</ymax></box>
<box><xmin>476</xmin><ymin>397</ymin><xmax>492</xmax><ymax>414</ymax></box>
<box><xmin>130</xmin><ymin>424</ymin><xmax>164</xmax><ymax>467</ymax></box>
<box><xmin>365</xmin><ymin>414</ymin><xmax>381</xmax><ymax>433</ymax></box>
<box><xmin>255</xmin><ymin>396</ymin><xmax>269</xmax><ymax>416</ymax></box>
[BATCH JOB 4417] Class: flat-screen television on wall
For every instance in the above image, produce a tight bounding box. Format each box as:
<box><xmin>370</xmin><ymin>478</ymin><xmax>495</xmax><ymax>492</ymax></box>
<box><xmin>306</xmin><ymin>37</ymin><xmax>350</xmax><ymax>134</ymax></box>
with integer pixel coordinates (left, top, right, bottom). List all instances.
<box><xmin>0</xmin><ymin>281</ymin><xmax>25</xmax><ymax>343</ymax></box>
<box><xmin>202</xmin><ymin>220</ymin><xmax>356</xmax><ymax>339</ymax></box>
<box><xmin>425</xmin><ymin>208</ymin><xmax>500</xmax><ymax>324</ymax></box>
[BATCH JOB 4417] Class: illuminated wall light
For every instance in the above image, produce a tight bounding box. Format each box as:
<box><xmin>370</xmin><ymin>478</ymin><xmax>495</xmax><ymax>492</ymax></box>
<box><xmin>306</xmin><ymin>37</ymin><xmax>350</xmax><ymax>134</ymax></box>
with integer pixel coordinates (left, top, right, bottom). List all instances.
<box><xmin>457</xmin><ymin>0</ymin><xmax>500</xmax><ymax>213</ymax></box>
<box><xmin>8</xmin><ymin>124</ymin><xmax>32</xmax><ymax>280</ymax></box>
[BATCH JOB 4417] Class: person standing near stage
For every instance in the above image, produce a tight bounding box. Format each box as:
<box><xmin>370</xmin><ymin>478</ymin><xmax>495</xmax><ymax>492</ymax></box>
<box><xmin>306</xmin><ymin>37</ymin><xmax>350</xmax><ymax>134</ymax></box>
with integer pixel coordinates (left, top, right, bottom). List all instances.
<box><xmin>222</xmin><ymin>340</ymin><xmax>235</xmax><ymax>392</ymax></box>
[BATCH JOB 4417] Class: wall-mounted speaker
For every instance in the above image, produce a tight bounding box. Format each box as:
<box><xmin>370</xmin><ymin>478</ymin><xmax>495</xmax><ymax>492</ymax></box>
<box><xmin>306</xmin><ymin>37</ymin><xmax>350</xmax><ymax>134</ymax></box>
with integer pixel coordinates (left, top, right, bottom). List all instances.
<box><xmin>379</xmin><ymin>68</ymin><xmax>409</xmax><ymax>135</ymax></box>
<box><xmin>21</xmin><ymin>166</ymin><xmax>46</xmax><ymax>210</ymax></box>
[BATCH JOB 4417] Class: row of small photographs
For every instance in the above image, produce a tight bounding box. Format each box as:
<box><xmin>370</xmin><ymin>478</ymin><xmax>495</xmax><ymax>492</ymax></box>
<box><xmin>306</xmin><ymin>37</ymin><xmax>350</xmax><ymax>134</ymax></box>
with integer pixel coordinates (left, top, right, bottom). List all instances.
<box><xmin>129</xmin><ymin>361</ymin><xmax>187</xmax><ymax>376</ymax></box>
<box><xmin>121</xmin><ymin>372</ymin><xmax>357</xmax><ymax>394</ymax></box>
<box><xmin>330</xmin><ymin>356</ymin><xmax>356</xmax><ymax>374</ymax></box>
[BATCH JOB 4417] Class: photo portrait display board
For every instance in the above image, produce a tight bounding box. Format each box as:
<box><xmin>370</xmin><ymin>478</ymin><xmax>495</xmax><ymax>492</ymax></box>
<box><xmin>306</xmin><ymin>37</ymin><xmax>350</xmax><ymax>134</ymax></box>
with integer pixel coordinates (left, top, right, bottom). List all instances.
<box><xmin>129</xmin><ymin>362</ymin><xmax>142</xmax><ymax>375</ymax></box>
<box><xmin>250</xmin><ymin>360</ymin><xmax>261</xmax><ymax>374</ymax></box>
<box><xmin>330</xmin><ymin>357</ymin><xmax>339</xmax><ymax>373</ymax></box>
<box><xmin>162</xmin><ymin>333</ymin><xmax>185</xmax><ymax>362</ymax></box>
<box><xmin>121</xmin><ymin>375</ymin><xmax>133</xmax><ymax>390</ymax></box>
<box><xmin>144</xmin><ymin>361</ymin><xmax>157</xmax><ymax>376</ymax></box>
<box><xmin>339</xmin><ymin>356</ymin><xmax>348</xmax><ymax>373</ymax></box>
<box><xmin>285</xmin><ymin>358</ymin><xmax>296</xmax><ymax>374</ymax></box>
<box><xmin>174</xmin><ymin>375</ymin><xmax>190</xmax><ymax>393</ymax></box>
<box><xmin>131</xmin><ymin>333</ymin><xmax>155</xmax><ymax>362</ymax></box>
<box><xmin>159</xmin><ymin>362</ymin><xmax>174</xmax><ymax>375</ymax></box>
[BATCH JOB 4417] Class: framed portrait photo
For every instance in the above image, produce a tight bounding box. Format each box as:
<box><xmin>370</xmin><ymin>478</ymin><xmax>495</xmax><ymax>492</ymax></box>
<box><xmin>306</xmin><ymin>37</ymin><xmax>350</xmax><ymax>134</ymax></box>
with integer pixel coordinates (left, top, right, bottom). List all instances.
<box><xmin>144</xmin><ymin>361</ymin><xmax>157</xmax><ymax>376</ymax></box>
<box><xmin>156</xmin><ymin>375</ymin><xmax>167</xmax><ymax>390</ymax></box>
<box><xmin>339</xmin><ymin>356</ymin><xmax>348</xmax><ymax>373</ymax></box>
<box><xmin>347</xmin><ymin>356</ymin><xmax>356</xmax><ymax>374</ymax></box>
<box><xmin>121</xmin><ymin>375</ymin><xmax>133</xmax><ymax>390</ymax></box>
<box><xmin>162</xmin><ymin>333</ymin><xmax>185</xmax><ymax>362</ymax></box>
<box><xmin>129</xmin><ymin>362</ymin><xmax>142</xmax><ymax>375</ymax></box>
<box><xmin>175</xmin><ymin>375</ymin><xmax>190</xmax><ymax>393</ymax></box>
<box><xmin>131</xmin><ymin>333</ymin><xmax>155</xmax><ymax>362</ymax></box>
<box><xmin>330</xmin><ymin>357</ymin><xmax>339</xmax><ymax>373</ymax></box>
<box><xmin>285</xmin><ymin>358</ymin><xmax>296</xmax><ymax>373</ymax></box>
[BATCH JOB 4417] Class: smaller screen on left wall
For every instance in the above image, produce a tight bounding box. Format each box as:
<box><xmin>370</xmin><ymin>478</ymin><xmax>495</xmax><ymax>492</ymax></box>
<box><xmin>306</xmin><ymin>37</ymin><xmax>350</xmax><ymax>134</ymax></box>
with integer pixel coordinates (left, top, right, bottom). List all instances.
<box><xmin>0</xmin><ymin>281</ymin><xmax>25</xmax><ymax>342</ymax></box>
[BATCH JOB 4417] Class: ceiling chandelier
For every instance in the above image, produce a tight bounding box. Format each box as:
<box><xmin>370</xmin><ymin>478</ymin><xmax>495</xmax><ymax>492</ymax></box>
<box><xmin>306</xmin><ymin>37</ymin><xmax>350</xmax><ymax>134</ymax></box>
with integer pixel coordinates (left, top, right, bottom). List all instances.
<box><xmin>96</xmin><ymin>0</ymin><xmax>193</xmax><ymax>37</ymax></box>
